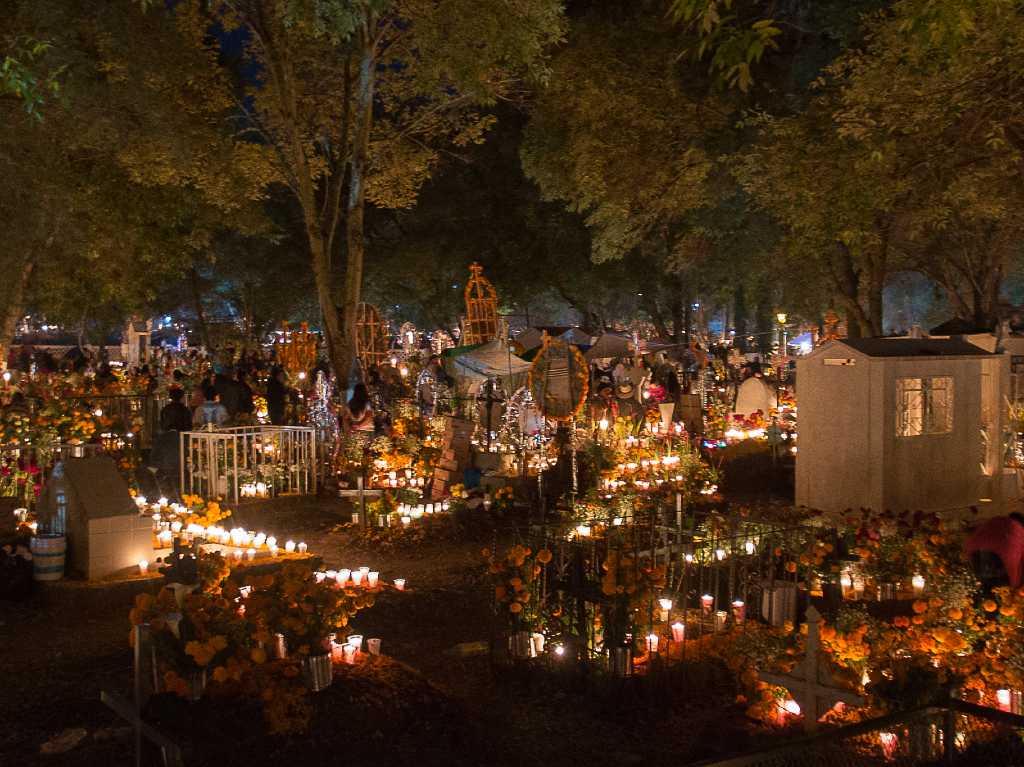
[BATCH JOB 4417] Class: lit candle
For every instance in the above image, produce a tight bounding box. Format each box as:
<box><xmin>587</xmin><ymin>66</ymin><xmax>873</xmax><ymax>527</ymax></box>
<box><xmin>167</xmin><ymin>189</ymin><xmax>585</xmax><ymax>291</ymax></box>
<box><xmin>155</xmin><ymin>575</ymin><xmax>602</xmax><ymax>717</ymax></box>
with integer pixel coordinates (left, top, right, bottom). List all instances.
<box><xmin>254</xmin><ymin>532</ymin><xmax>266</xmax><ymax>548</ymax></box>
<box><xmin>233</xmin><ymin>549</ymin><xmax>243</xmax><ymax>562</ymax></box>
<box><xmin>852</xmin><ymin>576</ymin><xmax>865</xmax><ymax>599</ymax></box>
<box><xmin>714</xmin><ymin>610</ymin><xmax>728</xmax><ymax>632</ymax></box>
<box><xmin>367</xmin><ymin>638</ymin><xmax>382</xmax><ymax>656</ymax></box>
<box><xmin>701</xmin><ymin>594</ymin><xmax>714</xmax><ymax>614</ymax></box>
<box><xmin>911</xmin><ymin>574</ymin><xmax>925</xmax><ymax>597</ymax></box>
<box><xmin>671</xmin><ymin>621</ymin><xmax>685</xmax><ymax>643</ymax></box>
<box><xmin>138</xmin><ymin>560</ymin><xmax>149</xmax><ymax>574</ymax></box>
<box><xmin>732</xmin><ymin>599</ymin><xmax>745</xmax><ymax>624</ymax></box>
<box><xmin>315</xmin><ymin>571</ymin><xmax>326</xmax><ymax>583</ymax></box>
<box><xmin>997</xmin><ymin>689</ymin><xmax>1012</xmax><ymax>711</ymax></box>
<box><xmin>325</xmin><ymin>570</ymin><xmax>337</xmax><ymax>581</ymax></box>
<box><xmin>297</xmin><ymin>542</ymin><xmax>307</xmax><ymax>554</ymax></box>
<box><xmin>715</xmin><ymin>548</ymin><xmax>726</xmax><ymax>561</ymax></box>
<box><xmin>530</xmin><ymin>633</ymin><xmax>545</xmax><ymax>655</ymax></box>
<box><xmin>645</xmin><ymin>633</ymin><xmax>659</xmax><ymax>653</ymax></box>
<box><xmin>337</xmin><ymin>568</ymin><xmax>351</xmax><ymax>586</ymax></box>
<box><xmin>342</xmin><ymin>643</ymin><xmax>357</xmax><ymax>665</ymax></box>
<box><xmin>285</xmin><ymin>540</ymin><xmax>295</xmax><ymax>553</ymax></box>
<box><xmin>330</xmin><ymin>640</ymin><xmax>345</xmax><ymax>664</ymax></box>
<box><xmin>347</xmin><ymin>634</ymin><xmax>363</xmax><ymax>652</ymax></box>
<box><xmin>658</xmin><ymin>597</ymin><xmax>673</xmax><ymax>622</ymax></box>
<box><xmin>393</xmin><ymin>578</ymin><xmax>406</xmax><ymax>591</ymax></box>
<box><xmin>401</xmin><ymin>516</ymin><xmax>411</xmax><ymax>526</ymax></box>
<box><xmin>266</xmin><ymin>536</ymin><xmax>276</xmax><ymax>549</ymax></box>
<box><xmin>745</xmin><ymin>540</ymin><xmax>755</xmax><ymax>555</ymax></box>
<box><xmin>840</xmin><ymin>572</ymin><xmax>853</xmax><ymax>593</ymax></box>
<box><xmin>269</xmin><ymin>545</ymin><xmax>278</xmax><ymax>557</ymax></box>
<box><xmin>246</xmin><ymin>548</ymin><xmax>256</xmax><ymax>561</ymax></box>
<box><xmin>367</xmin><ymin>571</ymin><xmax>379</xmax><ymax>588</ymax></box>
<box><xmin>351</xmin><ymin>570</ymin><xmax>364</xmax><ymax>587</ymax></box>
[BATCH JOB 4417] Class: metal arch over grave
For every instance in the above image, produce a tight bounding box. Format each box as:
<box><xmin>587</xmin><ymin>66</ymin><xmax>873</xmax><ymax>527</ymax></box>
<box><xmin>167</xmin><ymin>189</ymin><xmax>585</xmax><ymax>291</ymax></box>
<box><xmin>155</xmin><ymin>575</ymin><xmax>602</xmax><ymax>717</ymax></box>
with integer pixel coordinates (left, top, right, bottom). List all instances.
<box><xmin>463</xmin><ymin>263</ymin><xmax>499</xmax><ymax>346</ymax></box>
<box><xmin>759</xmin><ymin>606</ymin><xmax>864</xmax><ymax>731</ymax></box>
<box><xmin>355</xmin><ymin>302</ymin><xmax>390</xmax><ymax>368</ymax></box>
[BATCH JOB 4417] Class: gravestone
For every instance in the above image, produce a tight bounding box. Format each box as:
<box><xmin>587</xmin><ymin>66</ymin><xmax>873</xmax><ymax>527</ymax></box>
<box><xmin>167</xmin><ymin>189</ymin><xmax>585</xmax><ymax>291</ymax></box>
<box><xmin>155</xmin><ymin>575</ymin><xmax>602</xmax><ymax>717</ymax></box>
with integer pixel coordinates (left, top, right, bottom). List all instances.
<box><xmin>41</xmin><ymin>456</ymin><xmax>152</xmax><ymax>579</ymax></box>
<box><xmin>759</xmin><ymin>606</ymin><xmax>864</xmax><ymax>730</ymax></box>
<box><xmin>734</xmin><ymin>376</ymin><xmax>775</xmax><ymax>417</ymax></box>
<box><xmin>432</xmin><ymin>417</ymin><xmax>474</xmax><ymax>498</ymax></box>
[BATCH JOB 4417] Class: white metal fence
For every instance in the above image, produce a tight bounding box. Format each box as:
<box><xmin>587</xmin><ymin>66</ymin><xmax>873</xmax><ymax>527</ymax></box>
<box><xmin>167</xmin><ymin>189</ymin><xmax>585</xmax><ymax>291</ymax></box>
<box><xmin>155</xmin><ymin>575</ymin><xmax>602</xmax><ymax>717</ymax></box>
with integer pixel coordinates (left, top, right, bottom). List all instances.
<box><xmin>179</xmin><ymin>426</ymin><xmax>317</xmax><ymax>504</ymax></box>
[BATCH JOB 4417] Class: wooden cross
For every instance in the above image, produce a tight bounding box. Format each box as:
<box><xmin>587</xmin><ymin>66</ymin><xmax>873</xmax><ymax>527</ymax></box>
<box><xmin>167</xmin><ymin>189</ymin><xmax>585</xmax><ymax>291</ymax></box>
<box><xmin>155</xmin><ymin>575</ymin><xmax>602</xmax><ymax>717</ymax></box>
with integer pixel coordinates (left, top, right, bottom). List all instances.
<box><xmin>335</xmin><ymin>474</ymin><xmax>383</xmax><ymax>527</ymax></box>
<box><xmin>759</xmin><ymin>606</ymin><xmax>864</xmax><ymax>731</ymax></box>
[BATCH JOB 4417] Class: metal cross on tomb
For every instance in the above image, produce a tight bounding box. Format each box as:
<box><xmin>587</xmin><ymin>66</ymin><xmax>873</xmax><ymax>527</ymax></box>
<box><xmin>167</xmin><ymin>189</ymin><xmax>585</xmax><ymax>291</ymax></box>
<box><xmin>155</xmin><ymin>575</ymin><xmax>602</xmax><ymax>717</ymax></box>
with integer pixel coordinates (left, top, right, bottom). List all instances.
<box><xmin>758</xmin><ymin>606</ymin><xmax>864</xmax><ymax>730</ymax></box>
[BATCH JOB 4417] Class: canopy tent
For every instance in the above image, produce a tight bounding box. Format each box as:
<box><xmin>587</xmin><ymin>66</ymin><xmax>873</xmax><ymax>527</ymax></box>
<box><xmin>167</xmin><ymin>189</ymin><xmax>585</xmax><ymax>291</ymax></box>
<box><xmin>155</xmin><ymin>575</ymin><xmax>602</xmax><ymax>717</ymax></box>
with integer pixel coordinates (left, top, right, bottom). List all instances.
<box><xmin>513</xmin><ymin>327</ymin><xmax>545</xmax><ymax>353</ymax></box>
<box><xmin>788</xmin><ymin>332</ymin><xmax>814</xmax><ymax>354</ymax></box>
<box><xmin>584</xmin><ymin>332</ymin><xmax>633</xmax><ymax>361</ymax></box>
<box><xmin>448</xmin><ymin>338</ymin><xmax>532</xmax><ymax>394</ymax></box>
<box><xmin>559</xmin><ymin>327</ymin><xmax>594</xmax><ymax>347</ymax></box>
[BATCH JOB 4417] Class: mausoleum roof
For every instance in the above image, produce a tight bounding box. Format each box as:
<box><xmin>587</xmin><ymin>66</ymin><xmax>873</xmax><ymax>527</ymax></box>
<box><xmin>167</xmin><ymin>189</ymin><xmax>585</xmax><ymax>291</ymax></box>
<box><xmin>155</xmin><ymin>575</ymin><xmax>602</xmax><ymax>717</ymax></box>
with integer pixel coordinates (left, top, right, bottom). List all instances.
<box><xmin>841</xmin><ymin>337</ymin><xmax>993</xmax><ymax>358</ymax></box>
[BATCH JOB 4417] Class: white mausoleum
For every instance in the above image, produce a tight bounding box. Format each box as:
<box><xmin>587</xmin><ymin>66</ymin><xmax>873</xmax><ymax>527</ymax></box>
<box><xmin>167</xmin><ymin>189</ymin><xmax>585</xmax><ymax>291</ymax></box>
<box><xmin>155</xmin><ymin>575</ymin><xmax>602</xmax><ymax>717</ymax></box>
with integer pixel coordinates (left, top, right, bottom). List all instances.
<box><xmin>796</xmin><ymin>338</ymin><xmax>1015</xmax><ymax>514</ymax></box>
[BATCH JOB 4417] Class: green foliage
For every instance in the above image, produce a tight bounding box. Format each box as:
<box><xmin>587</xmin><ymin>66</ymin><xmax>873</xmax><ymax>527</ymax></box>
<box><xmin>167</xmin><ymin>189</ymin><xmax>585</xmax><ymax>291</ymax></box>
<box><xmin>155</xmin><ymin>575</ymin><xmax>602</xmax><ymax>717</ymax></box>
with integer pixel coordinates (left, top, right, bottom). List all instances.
<box><xmin>668</xmin><ymin>0</ymin><xmax>781</xmax><ymax>91</ymax></box>
<box><xmin>0</xmin><ymin>36</ymin><xmax>64</xmax><ymax>120</ymax></box>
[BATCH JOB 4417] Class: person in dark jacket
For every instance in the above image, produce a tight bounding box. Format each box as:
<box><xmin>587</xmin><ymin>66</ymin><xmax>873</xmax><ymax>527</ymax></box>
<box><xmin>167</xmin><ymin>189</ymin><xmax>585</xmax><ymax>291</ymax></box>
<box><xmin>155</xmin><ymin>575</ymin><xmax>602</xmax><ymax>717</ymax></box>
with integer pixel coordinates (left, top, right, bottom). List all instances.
<box><xmin>159</xmin><ymin>388</ymin><xmax>193</xmax><ymax>433</ymax></box>
<box><xmin>267</xmin><ymin>367</ymin><xmax>287</xmax><ymax>425</ymax></box>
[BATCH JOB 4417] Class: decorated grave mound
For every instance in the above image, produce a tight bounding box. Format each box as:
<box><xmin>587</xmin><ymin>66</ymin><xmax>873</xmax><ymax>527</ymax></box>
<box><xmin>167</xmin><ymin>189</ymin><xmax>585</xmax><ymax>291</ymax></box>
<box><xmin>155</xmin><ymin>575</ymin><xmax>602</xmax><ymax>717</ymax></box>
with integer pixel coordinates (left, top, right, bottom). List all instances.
<box><xmin>142</xmin><ymin>655</ymin><xmax>467</xmax><ymax>767</ymax></box>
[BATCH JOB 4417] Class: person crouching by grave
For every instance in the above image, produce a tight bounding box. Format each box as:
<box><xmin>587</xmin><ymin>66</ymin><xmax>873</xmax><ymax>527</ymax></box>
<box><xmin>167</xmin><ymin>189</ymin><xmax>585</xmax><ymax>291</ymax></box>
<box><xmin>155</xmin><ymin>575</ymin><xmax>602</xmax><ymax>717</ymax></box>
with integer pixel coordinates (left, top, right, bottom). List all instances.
<box><xmin>967</xmin><ymin>513</ymin><xmax>1024</xmax><ymax>594</ymax></box>
<box><xmin>193</xmin><ymin>385</ymin><xmax>230</xmax><ymax>428</ymax></box>
<box><xmin>341</xmin><ymin>383</ymin><xmax>376</xmax><ymax>435</ymax></box>
<box><xmin>590</xmin><ymin>383</ymin><xmax>618</xmax><ymax>426</ymax></box>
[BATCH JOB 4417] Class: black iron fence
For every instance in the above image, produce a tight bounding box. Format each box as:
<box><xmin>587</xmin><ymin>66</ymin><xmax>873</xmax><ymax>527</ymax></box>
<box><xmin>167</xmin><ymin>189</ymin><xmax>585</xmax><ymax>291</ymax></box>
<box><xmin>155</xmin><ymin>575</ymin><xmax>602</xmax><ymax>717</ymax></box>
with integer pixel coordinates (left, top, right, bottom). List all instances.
<box><xmin>691</xmin><ymin>699</ymin><xmax>1024</xmax><ymax>767</ymax></box>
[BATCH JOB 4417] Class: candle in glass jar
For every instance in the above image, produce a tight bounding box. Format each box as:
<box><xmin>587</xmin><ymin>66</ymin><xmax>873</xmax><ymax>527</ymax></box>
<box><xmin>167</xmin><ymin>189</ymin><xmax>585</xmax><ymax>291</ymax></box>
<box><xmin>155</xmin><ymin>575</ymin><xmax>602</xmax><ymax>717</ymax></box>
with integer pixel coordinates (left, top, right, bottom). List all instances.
<box><xmin>138</xmin><ymin>560</ymin><xmax>149</xmax><ymax>574</ymax></box>
<box><xmin>658</xmin><ymin>597</ymin><xmax>673</xmax><ymax>622</ymax></box>
<box><xmin>337</xmin><ymin>568</ymin><xmax>351</xmax><ymax>586</ymax></box>
<box><xmin>285</xmin><ymin>540</ymin><xmax>295</xmax><ymax>553</ymax></box>
<box><xmin>351</xmin><ymin>569</ymin><xmax>364</xmax><ymax>587</ymax></box>
<box><xmin>732</xmin><ymin>599</ymin><xmax>746</xmax><ymax>624</ymax></box>
<box><xmin>912</xmin><ymin>574</ymin><xmax>925</xmax><ymax>597</ymax></box>
<box><xmin>341</xmin><ymin>643</ymin><xmax>357</xmax><ymax>665</ymax></box>
<box><xmin>671</xmin><ymin>621</ymin><xmax>685</xmax><ymax>643</ymax></box>
<box><xmin>714</xmin><ymin>610</ymin><xmax>728</xmax><ymax>632</ymax></box>
<box><xmin>393</xmin><ymin>578</ymin><xmax>406</xmax><ymax>591</ymax></box>
<box><xmin>367</xmin><ymin>638</ymin><xmax>382</xmax><ymax>656</ymax></box>
<box><xmin>645</xmin><ymin>633</ymin><xmax>659</xmax><ymax>653</ymax></box>
<box><xmin>233</xmin><ymin>549</ymin><xmax>244</xmax><ymax>562</ymax></box>
<box><xmin>997</xmin><ymin>689</ymin><xmax>1012</xmax><ymax>711</ymax></box>
<box><xmin>701</xmin><ymin>594</ymin><xmax>714</xmax><ymax>614</ymax></box>
<box><xmin>840</xmin><ymin>572</ymin><xmax>852</xmax><ymax>592</ymax></box>
<box><xmin>347</xmin><ymin>634</ymin><xmax>363</xmax><ymax>652</ymax></box>
<box><xmin>367</xmin><ymin>571</ymin><xmax>379</xmax><ymax>588</ymax></box>
<box><xmin>297</xmin><ymin>542</ymin><xmax>308</xmax><ymax>554</ymax></box>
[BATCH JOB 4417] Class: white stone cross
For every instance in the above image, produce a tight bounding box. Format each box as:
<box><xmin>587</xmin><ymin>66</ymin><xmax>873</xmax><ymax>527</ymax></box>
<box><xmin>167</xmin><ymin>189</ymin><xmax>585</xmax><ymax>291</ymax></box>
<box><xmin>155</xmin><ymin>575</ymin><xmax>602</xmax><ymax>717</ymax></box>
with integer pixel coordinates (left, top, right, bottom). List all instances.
<box><xmin>759</xmin><ymin>606</ymin><xmax>864</xmax><ymax>730</ymax></box>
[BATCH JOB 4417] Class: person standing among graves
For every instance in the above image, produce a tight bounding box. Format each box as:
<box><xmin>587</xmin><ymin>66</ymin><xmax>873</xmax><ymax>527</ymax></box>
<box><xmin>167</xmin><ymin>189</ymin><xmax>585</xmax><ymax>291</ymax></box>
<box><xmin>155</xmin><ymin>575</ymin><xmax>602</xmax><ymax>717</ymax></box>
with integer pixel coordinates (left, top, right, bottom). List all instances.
<box><xmin>193</xmin><ymin>385</ymin><xmax>229</xmax><ymax>428</ymax></box>
<box><xmin>266</xmin><ymin>367</ymin><xmax>287</xmax><ymax>425</ymax></box>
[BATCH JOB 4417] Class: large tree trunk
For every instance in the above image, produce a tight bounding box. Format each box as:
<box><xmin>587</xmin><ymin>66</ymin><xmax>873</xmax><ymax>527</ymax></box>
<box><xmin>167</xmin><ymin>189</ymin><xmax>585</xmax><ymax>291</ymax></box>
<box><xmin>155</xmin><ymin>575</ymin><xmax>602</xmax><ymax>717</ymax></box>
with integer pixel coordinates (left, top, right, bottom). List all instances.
<box><xmin>338</xmin><ymin>32</ymin><xmax>377</xmax><ymax>387</ymax></box>
<box><xmin>0</xmin><ymin>256</ymin><xmax>34</xmax><ymax>367</ymax></box>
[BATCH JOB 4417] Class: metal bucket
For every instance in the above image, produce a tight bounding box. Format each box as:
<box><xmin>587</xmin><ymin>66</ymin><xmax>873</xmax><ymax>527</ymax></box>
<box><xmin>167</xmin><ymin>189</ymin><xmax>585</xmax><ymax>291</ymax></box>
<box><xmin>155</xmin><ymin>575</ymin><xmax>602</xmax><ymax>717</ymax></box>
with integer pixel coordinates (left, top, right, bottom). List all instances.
<box><xmin>183</xmin><ymin>670</ymin><xmax>207</xmax><ymax>702</ymax></box>
<box><xmin>610</xmin><ymin>647</ymin><xmax>633</xmax><ymax>677</ymax></box>
<box><xmin>509</xmin><ymin>631</ymin><xmax>533</xmax><ymax>659</ymax></box>
<box><xmin>30</xmin><ymin>534</ymin><xmax>66</xmax><ymax>581</ymax></box>
<box><xmin>303</xmin><ymin>653</ymin><xmax>333</xmax><ymax>692</ymax></box>
<box><xmin>272</xmin><ymin>633</ymin><xmax>288</xmax><ymax>659</ymax></box>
